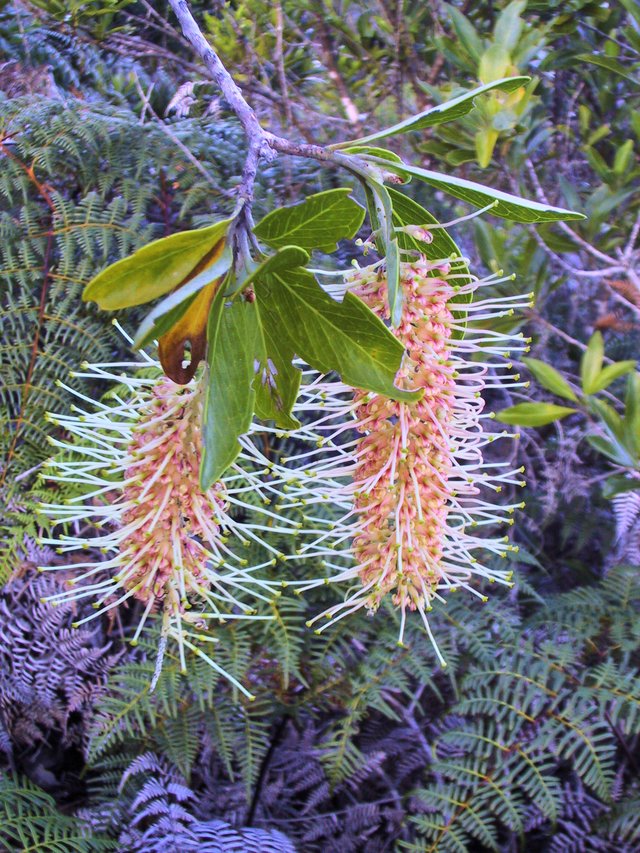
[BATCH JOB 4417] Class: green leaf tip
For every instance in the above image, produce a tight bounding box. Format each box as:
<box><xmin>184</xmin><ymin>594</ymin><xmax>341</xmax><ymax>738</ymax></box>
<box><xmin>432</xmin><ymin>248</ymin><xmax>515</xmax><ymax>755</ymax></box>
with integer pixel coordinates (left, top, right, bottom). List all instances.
<box><xmin>331</xmin><ymin>77</ymin><xmax>532</xmax><ymax>148</ymax></box>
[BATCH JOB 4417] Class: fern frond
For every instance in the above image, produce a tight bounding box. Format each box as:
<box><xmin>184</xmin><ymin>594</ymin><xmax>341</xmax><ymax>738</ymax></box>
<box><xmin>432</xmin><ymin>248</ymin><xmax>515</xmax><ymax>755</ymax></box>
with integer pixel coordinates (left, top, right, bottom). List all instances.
<box><xmin>0</xmin><ymin>773</ymin><xmax>114</xmax><ymax>851</ymax></box>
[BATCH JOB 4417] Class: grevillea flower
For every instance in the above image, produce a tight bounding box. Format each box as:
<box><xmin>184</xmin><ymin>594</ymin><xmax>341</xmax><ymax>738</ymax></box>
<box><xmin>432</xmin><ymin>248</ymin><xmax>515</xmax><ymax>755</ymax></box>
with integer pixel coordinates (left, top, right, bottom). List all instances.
<box><xmin>287</xmin><ymin>255</ymin><xmax>531</xmax><ymax>664</ymax></box>
<box><xmin>38</xmin><ymin>326</ymin><xmax>301</xmax><ymax>696</ymax></box>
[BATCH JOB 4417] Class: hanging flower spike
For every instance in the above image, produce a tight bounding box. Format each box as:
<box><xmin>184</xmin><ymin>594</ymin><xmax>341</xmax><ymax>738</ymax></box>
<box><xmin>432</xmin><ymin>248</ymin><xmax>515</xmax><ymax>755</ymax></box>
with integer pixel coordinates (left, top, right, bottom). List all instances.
<box><xmin>288</xmin><ymin>256</ymin><xmax>531</xmax><ymax>665</ymax></box>
<box><xmin>37</xmin><ymin>325</ymin><xmax>301</xmax><ymax>697</ymax></box>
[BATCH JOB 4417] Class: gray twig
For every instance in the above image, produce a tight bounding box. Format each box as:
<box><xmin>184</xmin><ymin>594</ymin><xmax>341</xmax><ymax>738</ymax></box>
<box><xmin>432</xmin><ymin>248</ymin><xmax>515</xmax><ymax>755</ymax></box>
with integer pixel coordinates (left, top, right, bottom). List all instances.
<box><xmin>167</xmin><ymin>0</ymin><xmax>344</xmax><ymax>216</ymax></box>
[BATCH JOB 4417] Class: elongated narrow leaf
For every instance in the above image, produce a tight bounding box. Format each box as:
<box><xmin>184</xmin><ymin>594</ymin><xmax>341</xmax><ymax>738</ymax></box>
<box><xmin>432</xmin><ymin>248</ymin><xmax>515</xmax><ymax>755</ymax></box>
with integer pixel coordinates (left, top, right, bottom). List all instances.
<box><xmin>522</xmin><ymin>357</ymin><xmax>578</xmax><ymax>401</ymax></box>
<box><xmin>200</xmin><ymin>292</ymin><xmax>261</xmax><ymax>488</ymax></box>
<box><xmin>386</xmin><ymin>237</ymin><xmax>401</xmax><ymax>326</ymax></box>
<box><xmin>388</xmin><ymin>188</ymin><xmax>472</xmax><ymax>337</ymax></box>
<box><xmin>134</xmin><ymin>245</ymin><xmax>233</xmax><ymax>347</ymax></box>
<box><xmin>576</xmin><ymin>53</ymin><xmax>639</xmax><ymax>83</ymax></box>
<box><xmin>588</xmin><ymin>360</ymin><xmax>636</xmax><ymax>394</ymax></box>
<box><xmin>256</xmin><ymin>268</ymin><xmax>421</xmax><ymax>402</ymax></box>
<box><xmin>602</xmin><ymin>475</ymin><xmax>640</xmax><ymax>499</ymax></box>
<box><xmin>342</xmin><ymin>146</ymin><xmax>405</xmax><ymax>164</ymax></box>
<box><xmin>388</xmin><ymin>188</ymin><xmax>471</xmax><ymax>279</ymax></box>
<box><xmin>83</xmin><ymin>217</ymin><xmax>233</xmax><ymax>310</ymax></box>
<box><xmin>365</xmin><ymin>181</ymin><xmax>402</xmax><ymax>326</ymax></box>
<box><xmin>363</xmin><ymin>157</ymin><xmax>585</xmax><ymax>223</ymax></box>
<box><xmin>580</xmin><ymin>331</ymin><xmax>604</xmax><ymax>394</ymax></box>
<box><xmin>253</xmin><ymin>189</ymin><xmax>365</xmax><ymax>253</ymax></box>
<box><xmin>497</xmin><ymin>402</ymin><xmax>577</xmax><ymax>426</ymax></box>
<box><xmin>331</xmin><ymin>77</ymin><xmax>530</xmax><ymax>148</ymax></box>
<box><xmin>588</xmin><ymin>397</ymin><xmax>624</xmax><ymax>442</ymax></box>
<box><xmin>586</xmin><ymin>435</ymin><xmax>635</xmax><ymax>467</ymax></box>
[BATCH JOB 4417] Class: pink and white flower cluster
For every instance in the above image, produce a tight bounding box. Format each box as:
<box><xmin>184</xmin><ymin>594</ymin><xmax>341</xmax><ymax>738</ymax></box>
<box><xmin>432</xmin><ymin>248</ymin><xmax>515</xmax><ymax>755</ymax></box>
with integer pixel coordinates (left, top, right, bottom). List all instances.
<box><xmin>40</xmin><ymin>251</ymin><xmax>531</xmax><ymax>681</ymax></box>
<box><xmin>39</xmin><ymin>331</ymin><xmax>300</xmax><ymax>695</ymax></box>
<box><xmin>290</xmin><ymin>257</ymin><xmax>530</xmax><ymax>662</ymax></box>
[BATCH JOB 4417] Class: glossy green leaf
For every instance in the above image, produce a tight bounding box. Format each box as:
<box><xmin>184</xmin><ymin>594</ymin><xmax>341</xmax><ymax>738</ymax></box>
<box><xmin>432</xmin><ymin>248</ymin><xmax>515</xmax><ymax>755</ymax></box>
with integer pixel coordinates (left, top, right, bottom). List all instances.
<box><xmin>588</xmin><ymin>397</ymin><xmax>625</xmax><ymax>442</ymax></box>
<box><xmin>134</xmin><ymin>246</ymin><xmax>233</xmax><ymax>347</ymax></box>
<box><xmin>387</xmin><ymin>188</ymin><xmax>472</xmax><ymax>336</ymax></box>
<box><xmin>580</xmin><ymin>331</ymin><xmax>604</xmax><ymax>394</ymax></box>
<box><xmin>576</xmin><ymin>53</ymin><xmax>639</xmax><ymax>83</ymax></box>
<box><xmin>253</xmin><ymin>189</ymin><xmax>365</xmax><ymax>253</ymax></box>
<box><xmin>386</xmin><ymin>237</ymin><xmax>401</xmax><ymax>326</ymax></box>
<box><xmin>602</xmin><ymin>475</ymin><xmax>640</xmax><ymax>500</ymax></box>
<box><xmin>330</xmin><ymin>78</ymin><xmax>530</xmax><ymax>148</ymax></box>
<box><xmin>446</xmin><ymin>4</ymin><xmax>484</xmax><ymax>61</ymax></box>
<box><xmin>625</xmin><ymin>373</ymin><xmax>640</xmax><ymax>455</ymax></box>
<box><xmin>342</xmin><ymin>146</ymin><xmax>404</xmax><ymax>164</ymax></box>
<box><xmin>388</xmin><ymin>189</ymin><xmax>471</xmax><ymax>278</ymax></box>
<box><xmin>362</xmin><ymin>157</ymin><xmax>586</xmax><ymax>223</ymax></box>
<box><xmin>588</xmin><ymin>360</ymin><xmax>636</xmax><ymax>394</ymax></box>
<box><xmin>479</xmin><ymin>45</ymin><xmax>511</xmax><ymax>84</ymax></box>
<box><xmin>359</xmin><ymin>178</ymin><xmax>402</xmax><ymax>326</ymax></box>
<box><xmin>493</xmin><ymin>0</ymin><xmax>526</xmax><ymax>52</ymax></box>
<box><xmin>83</xmin><ymin>217</ymin><xmax>233</xmax><ymax>310</ymax></box>
<box><xmin>200</xmin><ymin>292</ymin><xmax>260</xmax><ymax>489</ymax></box>
<box><xmin>586</xmin><ymin>435</ymin><xmax>635</xmax><ymax>467</ymax></box>
<box><xmin>496</xmin><ymin>402</ymin><xmax>577</xmax><ymax>426</ymax></box>
<box><xmin>522</xmin><ymin>357</ymin><xmax>578</xmax><ymax>401</ymax></box>
<box><xmin>256</xmin><ymin>268</ymin><xmax>421</xmax><ymax>403</ymax></box>
<box><xmin>251</xmin><ymin>297</ymin><xmax>301</xmax><ymax>430</ymax></box>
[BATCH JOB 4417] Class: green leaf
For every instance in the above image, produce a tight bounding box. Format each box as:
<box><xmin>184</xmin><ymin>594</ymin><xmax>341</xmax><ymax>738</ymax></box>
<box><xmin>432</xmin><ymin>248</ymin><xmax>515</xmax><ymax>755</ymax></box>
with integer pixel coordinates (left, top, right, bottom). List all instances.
<box><xmin>625</xmin><ymin>373</ymin><xmax>640</xmax><ymax>454</ymax></box>
<box><xmin>253</xmin><ymin>189</ymin><xmax>365</xmax><ymax>253</ymax></box>
<box><xmin>387</xmin><ymin>188</ymin><xmax>472</xmax><ymax>336</ymax></box>
<box><xmin>479</xmin><ymin>45</ymin><xmax>511</xmax><ymax>84</ymax></box>
<box><xmin>586</xmin><ymin>435</ymin><xmax>635</xmax><ymax>467</ymax></box>
<box><xmin>613</xmin><ymin>140</ymin><xmax>634</xmax><ymax>175</ymax></box>
<box><xmin>588</xmin><ymin>396</ymin><xmax>624</xmax><ymax>441</ymax></box>
<box><xmin>255</xmin><ymin>268</ymin><xmax>421</xmax><ymax>403</ymax></box>
<box><xmin>200</xmin><ymin>292</ymin><xmax>260</xmax><ymax>489</ymax></box>
<box><xmin>386</xmin><ymin>237</ymin><xmax>401</xmax><ymax>326</ymax></box>
<box><xmin>493</xmin><ymin>0</ymin><xmax>526</xmax><ymax>52</ymax></box>
<box><xmin>362</xmin><ymin>157</ymin><xmax>586</xmax><ymax>223</ymax></box>
<box><xmin>387</xmin><ymin>189</ymin><xmax>470</xmax><ymax>278</ymax></box>
<box><xmin>134</xmin><ymin>246</ymin><xmax>233</xmax><ymax>347</ymax></box>
<box><xmin>330</xmin><ymin>78</ymin><xmax>530</xmax><ymax>148</ymax></box>
<box><xmin>580</xmin><ymin>331</ymin><xmax>604</xmax><ymax>394</ymax></box>
<box><xmin>342</xmin><ymin>146</ymin><xmax>404</xmax><ymax>163</ymax></box>
<box><xmin>576</xmin><ymin>53</ymin><xmax>639</xmax><ymax>83</ymax></box>
<box><xmin>251</xmin><ymin>298</ymin><xmax>301</xmax><ymax>430</ymax></box>
<box><xmin>361</xmin><ymin>179</ymin><xmax>402</xmax><ymax>325</ymax></box>
<box><xmin>602</xmin><ymin>475</ymin><xmax>640</xmax><ymax>499</ymax></box>
<box><xmin>443</xmin><ymin>4</ymin><xmax>484</xmax><ymax>62</ymax></box>
<box><xmin>496</xmin><ymin>402</ymin><xmax>577</xmax><ymax>426</ymax></box>
<box><xmin>619</xmin><ymin>0</ymin><xmax>640</xmax><ymax>24</ymax></box>
<box><xmin>83</xmin><ymin>217</ymin><xmax>233</xmax><ymax>310</ymax></box>
<box><xmin>522</xmin><ymin>357</ymin><xmax>578</xmax><ymax>401</ymax></box>
<box><xmin>475</xmin><ymin>127</ymin><xmax>500</xmax><ymax>168</ymax></box>
<box><xmin>588</xmin><ymin>360</ymin><xmax>636</xmax><ymax>394</ymax></box>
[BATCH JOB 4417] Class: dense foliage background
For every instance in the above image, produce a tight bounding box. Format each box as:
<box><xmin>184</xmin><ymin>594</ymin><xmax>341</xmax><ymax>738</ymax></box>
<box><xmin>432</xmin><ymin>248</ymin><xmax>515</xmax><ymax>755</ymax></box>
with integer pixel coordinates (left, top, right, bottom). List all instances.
<box><xmin>1</xmin><ymin>1</ymin><xmax>639</xmax><ymax>850</ymax></box>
